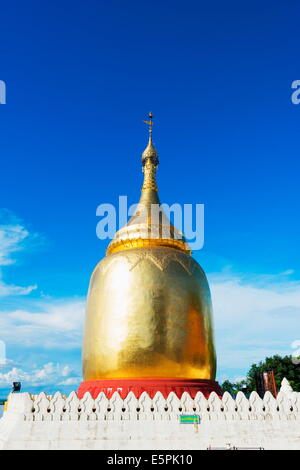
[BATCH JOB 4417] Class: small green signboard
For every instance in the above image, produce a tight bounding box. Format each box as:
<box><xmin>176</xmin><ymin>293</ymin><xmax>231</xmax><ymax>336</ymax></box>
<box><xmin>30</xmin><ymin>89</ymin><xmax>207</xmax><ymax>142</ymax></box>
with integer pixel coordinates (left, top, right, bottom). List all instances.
<box><xmin>179</xmin><ymin>414</ymin><xmax>200</xmax><ymax>424</ymax></box>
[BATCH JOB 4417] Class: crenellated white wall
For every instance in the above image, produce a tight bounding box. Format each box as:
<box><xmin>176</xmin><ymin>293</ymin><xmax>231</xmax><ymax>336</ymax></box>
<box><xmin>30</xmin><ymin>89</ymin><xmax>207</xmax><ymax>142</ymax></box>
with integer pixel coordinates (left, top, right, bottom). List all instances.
<box><xmin>2</xmin><ymin>388</ymin><xmax>300</xmax><ymax>422</ymax></box>
<box><xmin>0</xmin><ymin>379</ymin><xmax>299</xmax><ymax>450</ymax></box>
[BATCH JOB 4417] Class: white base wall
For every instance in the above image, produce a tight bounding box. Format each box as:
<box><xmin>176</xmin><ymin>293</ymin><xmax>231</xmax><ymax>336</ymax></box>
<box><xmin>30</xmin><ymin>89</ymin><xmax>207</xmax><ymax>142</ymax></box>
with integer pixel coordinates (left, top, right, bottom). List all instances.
<box><xmin>1</xmin><ymin>416</ymin><xmax>300</xmax><ymax>450</ymax></box>
<box><xmin>0</xmin><ymin>382</ymin><xmax>299</xmax><ymax>450</ymax></box>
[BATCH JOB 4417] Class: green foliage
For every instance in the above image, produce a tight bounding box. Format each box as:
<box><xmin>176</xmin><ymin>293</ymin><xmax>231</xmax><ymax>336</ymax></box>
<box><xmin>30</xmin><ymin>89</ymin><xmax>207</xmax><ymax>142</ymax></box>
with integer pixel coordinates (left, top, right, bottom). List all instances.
<box><xmin>221</xmin><ymin>379</ymin><xmax>251</xmax><ymax>396</ymax></box>
<box><xmin>247</xmin><ymin>354</ymin><xmax>300</xmax><ymax>392</ymax></box>
<box><xmin>220</xmin><ymin>380</ymin><xmax>237</xmax><ymax>395</ymax></box>
<box><xmin>221</xmin><ymin>354</ymin><xmax>300</xmax><ymax>394</ymax></box>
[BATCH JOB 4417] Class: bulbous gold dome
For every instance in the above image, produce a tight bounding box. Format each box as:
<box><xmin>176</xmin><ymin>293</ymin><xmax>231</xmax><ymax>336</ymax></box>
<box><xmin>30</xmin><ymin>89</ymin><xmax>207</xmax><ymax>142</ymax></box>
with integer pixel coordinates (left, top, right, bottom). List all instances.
<box><xmin>82</xmin><ymin>114</ymin><xmax>217</xmax><ymax>382</ymax></box>
<box><xmin>83</xmin><ymin>247</ymin><xmax>216</xmax><ymax>380</ymax></box>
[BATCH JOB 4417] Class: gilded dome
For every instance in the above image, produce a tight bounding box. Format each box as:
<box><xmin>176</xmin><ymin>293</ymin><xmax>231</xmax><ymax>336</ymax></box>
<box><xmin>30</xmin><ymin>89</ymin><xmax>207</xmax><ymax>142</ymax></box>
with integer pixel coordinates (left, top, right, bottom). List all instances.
<box><xmin>83</xmin><ymin>247</ymin><xmax>216</xmax><ymax>380</ymax></box>
<box><xmin>82</xmin><ymin>114</ymin><xmax>217</xmax><ymax>382</ymax></box>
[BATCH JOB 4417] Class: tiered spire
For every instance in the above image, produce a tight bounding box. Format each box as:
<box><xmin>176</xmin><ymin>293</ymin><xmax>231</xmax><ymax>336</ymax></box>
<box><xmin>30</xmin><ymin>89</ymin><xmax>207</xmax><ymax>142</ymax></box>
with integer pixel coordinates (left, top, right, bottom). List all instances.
<box><xmin>141</xmin><ymin>112</ymin><xmax>159</xmax><ymax>192</ymax></box>
<box><xmin>106</xmin><ymin>113</ymin><xmax>190</xmax><ymax>255</ymax></box>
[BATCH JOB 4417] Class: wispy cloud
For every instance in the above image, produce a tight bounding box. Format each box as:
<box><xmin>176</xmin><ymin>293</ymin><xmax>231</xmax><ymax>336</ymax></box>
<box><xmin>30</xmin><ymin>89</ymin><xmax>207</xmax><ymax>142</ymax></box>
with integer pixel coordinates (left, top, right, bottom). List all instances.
<box><xmin>209</xmin><ymin>270</ymin><xmax>300</xmax><ymax>378</ymax></box>
<box><xmin>0</xmin><ymin>209</ymin><xmax>41</xmax><ymax>297</ymax></box>
<box><xmin>0</xmin><ymin>277</ymin><xmax>37</xmax><ymax>297</ymax></box>
<box><xmin>0</xmin><ymin>362</ymin><xmax>79</xmax><ymax>388</ymax></box>
<box><xmin>0</xmin><ymin>210</ymin><xmax>84</xmax><ymax>390</ymax></box>
<box><xmin>0</xmin><ymin>214</ymin><xmax>30</xmax><ymax>267</ymax></box>
<box><xmin>0</xmin><ymin>298</ymin><xmax>85</xmax><ymax>349</ymax></box>
<box><xmin>58</xmin><ymin>377</ymin><xmax>81</xmax><ymax>386</ymax></box>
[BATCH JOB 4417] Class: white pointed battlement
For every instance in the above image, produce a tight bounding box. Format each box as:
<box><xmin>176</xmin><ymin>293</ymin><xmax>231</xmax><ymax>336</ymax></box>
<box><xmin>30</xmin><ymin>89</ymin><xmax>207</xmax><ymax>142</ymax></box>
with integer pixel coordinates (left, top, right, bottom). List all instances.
<box><xmin>279</xmin><ymin>377</ymin><xmax>294</xmax><ymax>396</ymax></box>
<box><xmin>1</xmin><ymin>383</ymin><xmax>299</xmax><ymax>450</ymax></box>
<box><xmin>2</xmin><ymin>386</ymin><xmax>300</xmax><ymax>422</ymax></box>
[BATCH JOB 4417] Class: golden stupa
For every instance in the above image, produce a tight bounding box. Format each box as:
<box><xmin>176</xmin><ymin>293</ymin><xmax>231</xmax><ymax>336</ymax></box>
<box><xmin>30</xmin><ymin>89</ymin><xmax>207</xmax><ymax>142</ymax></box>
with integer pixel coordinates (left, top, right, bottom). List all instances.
<box><xmin>81</xmin><ymin>114</ymin><xmax>217</xmax><ymax>394</ymax></box>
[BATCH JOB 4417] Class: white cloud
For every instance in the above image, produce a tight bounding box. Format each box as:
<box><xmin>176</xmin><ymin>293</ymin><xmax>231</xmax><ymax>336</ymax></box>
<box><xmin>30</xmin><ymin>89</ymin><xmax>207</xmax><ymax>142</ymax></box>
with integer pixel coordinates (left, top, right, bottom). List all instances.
<box><xmin>0</xmin><ymin>223</ymin><xmax>29</xmax><ymax>267</ymax></box>
<box><xmin>60</xmin><ymin>365</ymin><xmax>72</xmax><ymax>377</ymax></box>
<box><xmin>0</xmin><ymin>362</ymin><xmax>76</xmax><ymax>387</ymax></box>
<box><xmin>58</xmin><ymin>377</ymin><xmax>81</xmax><ymax>386</ymax></box>
<box><xmin>0</xmin><ymin>298</ymin><xmax>85</xmax><ymax>350</ymax></box>
<box><xmin>0</xmin><ymin>209</ymin><xmax>41</xmax><ymax>297</ymax></box>
<box><xmin>10</xmin><ymin>300</ymin><xmax>84</xmax><ymax>331</ymax></box>
<box><xmin>209</xmin><ymin>271</ymin><xmax>300</xmax><ymax>378</ymax></box>
<box><xmin>0</xmin><ymin>211</ymin><xmax>84</xmax><ymax>390</ymax></box>
<box><xmin>0</xmin><ymin>278</ymin><xmax>37</xmax><ymax>297</ymax></box>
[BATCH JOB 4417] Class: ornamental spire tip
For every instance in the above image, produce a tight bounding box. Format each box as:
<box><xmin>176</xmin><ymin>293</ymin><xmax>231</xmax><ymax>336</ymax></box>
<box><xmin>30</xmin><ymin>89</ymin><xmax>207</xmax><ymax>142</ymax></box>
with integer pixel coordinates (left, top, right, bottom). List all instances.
<box><xmin>142</xmin><ymin>112</ymin><xmax>158</xmax><ymax>165</ymax></box>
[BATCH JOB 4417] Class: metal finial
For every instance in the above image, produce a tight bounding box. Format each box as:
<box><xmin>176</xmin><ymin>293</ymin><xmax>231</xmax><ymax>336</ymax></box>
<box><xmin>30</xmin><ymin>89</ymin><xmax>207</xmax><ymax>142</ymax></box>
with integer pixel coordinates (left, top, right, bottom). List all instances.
<box><xmin>143</xmin><ymin>112</ymin><xmax>154</xmax><ymax>135</ymax></box>
<box><xmin>141</xmin><ymin>112</ymin><xmax>158</xmax><ymax>166</ymax></box>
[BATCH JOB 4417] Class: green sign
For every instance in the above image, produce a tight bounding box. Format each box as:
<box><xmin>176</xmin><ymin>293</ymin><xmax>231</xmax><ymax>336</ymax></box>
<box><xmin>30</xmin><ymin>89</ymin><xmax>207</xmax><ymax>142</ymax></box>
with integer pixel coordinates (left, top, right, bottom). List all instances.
<box><xmin>179</xmin><ymin>414</ymin><xmax>200</xmax><ymax>424</ymax></box>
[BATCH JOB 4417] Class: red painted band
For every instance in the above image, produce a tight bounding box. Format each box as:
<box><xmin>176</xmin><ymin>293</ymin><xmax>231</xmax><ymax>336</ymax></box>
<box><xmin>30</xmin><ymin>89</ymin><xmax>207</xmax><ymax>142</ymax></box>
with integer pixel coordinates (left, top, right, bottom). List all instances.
<box><xmin>77</xmin><ymin>378</ymin><xmax>222</xmax><ymax>399</ymax></box>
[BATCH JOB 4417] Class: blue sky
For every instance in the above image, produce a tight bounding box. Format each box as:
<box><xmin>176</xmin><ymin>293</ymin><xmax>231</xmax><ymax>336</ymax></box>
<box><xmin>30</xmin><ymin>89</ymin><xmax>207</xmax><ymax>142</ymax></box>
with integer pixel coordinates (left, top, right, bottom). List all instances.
<box><xmin>0</xmin><ymin>0</ymin><xmax>300</xmax><ymax>396</ymax></box>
